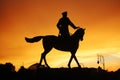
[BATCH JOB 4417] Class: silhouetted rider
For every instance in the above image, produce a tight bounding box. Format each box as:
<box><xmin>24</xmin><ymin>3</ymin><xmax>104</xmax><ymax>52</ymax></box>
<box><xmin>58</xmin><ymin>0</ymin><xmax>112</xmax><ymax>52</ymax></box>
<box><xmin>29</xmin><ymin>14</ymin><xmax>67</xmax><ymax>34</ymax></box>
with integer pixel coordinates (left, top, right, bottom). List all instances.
<box><xmin>57</xmin><ymin>11</ymin><xmax>79</xmax><ymax>38</ymax></box>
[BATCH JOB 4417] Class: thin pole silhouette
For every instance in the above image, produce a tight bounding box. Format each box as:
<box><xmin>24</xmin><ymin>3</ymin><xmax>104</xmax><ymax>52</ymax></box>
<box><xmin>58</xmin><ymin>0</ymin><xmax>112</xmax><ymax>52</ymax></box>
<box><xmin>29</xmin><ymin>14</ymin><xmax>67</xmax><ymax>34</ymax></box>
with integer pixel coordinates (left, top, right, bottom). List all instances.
<box><xmin>97</xmin><ymin>54</ymin><xmax>105</xmax><ymax>70</ymax></box>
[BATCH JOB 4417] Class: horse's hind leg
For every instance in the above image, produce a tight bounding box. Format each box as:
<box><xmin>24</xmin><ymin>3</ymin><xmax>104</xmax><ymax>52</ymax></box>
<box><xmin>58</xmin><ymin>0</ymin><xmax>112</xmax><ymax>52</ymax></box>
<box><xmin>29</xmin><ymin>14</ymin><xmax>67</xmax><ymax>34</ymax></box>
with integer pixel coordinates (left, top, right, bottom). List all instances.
<box><xmin>37</xmin><ymin>37</ymin><xmax>53</xmax><ymax>68</ymax></box>
<box><xmin>39</xmin><ymin>47</ymin><xmax>52</xmax><ymax>68</ymax></box>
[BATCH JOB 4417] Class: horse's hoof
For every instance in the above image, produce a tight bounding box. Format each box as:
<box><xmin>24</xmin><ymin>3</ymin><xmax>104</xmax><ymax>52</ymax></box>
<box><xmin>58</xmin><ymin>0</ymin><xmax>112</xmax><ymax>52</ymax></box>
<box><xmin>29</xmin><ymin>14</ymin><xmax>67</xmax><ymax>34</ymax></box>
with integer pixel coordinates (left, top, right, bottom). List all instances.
<box><xmin>78</xmin><ymin>65</ymin><xmax>81</xmax><ymax>68</ymax></box>
<box><xmin>37</xmin><ymin>64</ymin><xmax>46</xmax><ymax>69</ymax></box>
<box><xmin>46</xmin><ymin>65</ymin><xmax>50</xmax><ymax>68</ymax></box>
<box><xmin>68</xmin><ymin>64</ymin><xmax>71</xmax><ymax>68</ymax></box>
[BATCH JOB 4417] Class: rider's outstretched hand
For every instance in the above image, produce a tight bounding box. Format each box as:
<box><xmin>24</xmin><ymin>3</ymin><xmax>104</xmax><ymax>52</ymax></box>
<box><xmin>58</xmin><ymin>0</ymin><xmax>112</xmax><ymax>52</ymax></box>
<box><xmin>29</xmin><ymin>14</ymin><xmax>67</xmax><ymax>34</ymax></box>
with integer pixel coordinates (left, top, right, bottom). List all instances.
<box><xmin>75</xmin><ymin>26</ymin><xmax>80</xmax><ymax>29</ymax></box>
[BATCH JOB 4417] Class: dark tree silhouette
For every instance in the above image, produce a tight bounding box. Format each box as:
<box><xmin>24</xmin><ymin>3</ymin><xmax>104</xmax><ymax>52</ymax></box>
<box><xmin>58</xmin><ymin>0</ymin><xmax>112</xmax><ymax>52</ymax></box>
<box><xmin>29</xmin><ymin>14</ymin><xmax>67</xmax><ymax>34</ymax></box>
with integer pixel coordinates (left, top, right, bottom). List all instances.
<box><xmin>0</xmin><ymin>62</ymin><xmax>16</xmax><ymax>80</ymax></box>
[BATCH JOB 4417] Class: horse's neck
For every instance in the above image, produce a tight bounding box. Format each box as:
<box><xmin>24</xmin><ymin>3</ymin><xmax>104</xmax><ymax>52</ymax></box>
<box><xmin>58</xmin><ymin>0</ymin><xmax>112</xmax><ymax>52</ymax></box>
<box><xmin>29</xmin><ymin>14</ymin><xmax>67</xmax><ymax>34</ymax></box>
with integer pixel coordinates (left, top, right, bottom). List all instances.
<box><xmin>71</xmin><ymin>34</ymin><xmax>80</xmax><ymax>42</ymax></box>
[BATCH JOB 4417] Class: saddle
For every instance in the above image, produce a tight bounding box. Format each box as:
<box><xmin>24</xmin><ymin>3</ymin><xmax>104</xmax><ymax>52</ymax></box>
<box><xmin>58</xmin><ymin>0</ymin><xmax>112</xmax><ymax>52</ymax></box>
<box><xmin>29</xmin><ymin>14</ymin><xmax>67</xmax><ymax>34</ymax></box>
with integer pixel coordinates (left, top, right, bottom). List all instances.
<box><xmin>57</xmin><ymin>34</ymin><xmax>71</xmax><ymax>44</ymax></box>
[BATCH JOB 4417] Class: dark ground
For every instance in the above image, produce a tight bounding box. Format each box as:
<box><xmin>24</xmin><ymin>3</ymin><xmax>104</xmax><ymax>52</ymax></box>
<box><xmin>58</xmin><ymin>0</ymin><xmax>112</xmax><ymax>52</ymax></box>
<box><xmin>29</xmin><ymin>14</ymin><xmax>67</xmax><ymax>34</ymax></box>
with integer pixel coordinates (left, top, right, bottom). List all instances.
<box><xmin>0</xmin><ymin>63</ymin><xmax>120</xmax><ymax>80</ymax></box>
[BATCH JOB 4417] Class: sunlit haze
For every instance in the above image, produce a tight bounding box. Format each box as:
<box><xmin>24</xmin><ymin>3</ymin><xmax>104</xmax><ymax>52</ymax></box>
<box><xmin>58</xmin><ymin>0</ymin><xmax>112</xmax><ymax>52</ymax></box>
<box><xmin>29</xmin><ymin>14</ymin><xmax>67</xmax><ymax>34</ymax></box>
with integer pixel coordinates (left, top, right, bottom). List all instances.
<box><xmin>0</xmin><ymin>0</ymin><xmax>120</xmax><ymax>71</ymax></box>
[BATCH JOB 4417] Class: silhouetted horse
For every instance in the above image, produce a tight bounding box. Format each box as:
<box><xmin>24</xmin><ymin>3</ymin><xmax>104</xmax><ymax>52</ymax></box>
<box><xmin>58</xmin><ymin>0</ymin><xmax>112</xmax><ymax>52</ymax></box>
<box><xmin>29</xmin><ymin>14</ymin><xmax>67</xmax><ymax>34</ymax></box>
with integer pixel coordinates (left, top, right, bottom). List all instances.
<box><xmin>25</xmin><ymin>28</ymin><xmax>85</xmax><ymax>68</ymax></box>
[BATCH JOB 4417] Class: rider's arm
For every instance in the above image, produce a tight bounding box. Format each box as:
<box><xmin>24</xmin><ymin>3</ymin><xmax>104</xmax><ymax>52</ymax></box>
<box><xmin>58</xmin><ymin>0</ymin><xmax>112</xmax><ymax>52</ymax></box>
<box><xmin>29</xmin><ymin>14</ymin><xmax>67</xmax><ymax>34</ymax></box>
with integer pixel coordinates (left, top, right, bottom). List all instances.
<box><xmin>67</xmin><ymin>18</ymin><xmax>78</xmax><ymax>29</ymax></box>
<box><xmin>57</xmin><ymin>18</ymin><xmax>62</xmax><ymax>29</ymax></box>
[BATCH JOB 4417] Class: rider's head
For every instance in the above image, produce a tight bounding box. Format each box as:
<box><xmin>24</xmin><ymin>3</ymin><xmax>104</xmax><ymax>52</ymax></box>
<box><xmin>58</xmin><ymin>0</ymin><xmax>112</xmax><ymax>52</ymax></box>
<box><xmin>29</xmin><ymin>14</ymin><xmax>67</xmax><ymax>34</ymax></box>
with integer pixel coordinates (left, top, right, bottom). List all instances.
<box><xmin>62</xmin><ymin>11</ymin><xmax>67</xmax><ymax>17</ymax></box>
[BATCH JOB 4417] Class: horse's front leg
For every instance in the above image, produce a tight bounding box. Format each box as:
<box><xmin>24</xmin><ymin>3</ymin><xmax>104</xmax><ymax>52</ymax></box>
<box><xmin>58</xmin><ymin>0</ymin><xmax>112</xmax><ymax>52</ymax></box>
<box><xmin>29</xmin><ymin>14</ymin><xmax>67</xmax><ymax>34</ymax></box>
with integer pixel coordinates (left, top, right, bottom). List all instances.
<box><xmin>73</xmin><ymin>55</ymin><xmax>81</xmax><ymax>68</ymax></box>
<box><xmin>68</xmin><ymin>54</ymin><xmax>74</xmax><ymax>68</ymax></box>
<box><xmin>68</xmin><ymin>51</ymin><xmax>81</xmax><ymax>68</ymax></box>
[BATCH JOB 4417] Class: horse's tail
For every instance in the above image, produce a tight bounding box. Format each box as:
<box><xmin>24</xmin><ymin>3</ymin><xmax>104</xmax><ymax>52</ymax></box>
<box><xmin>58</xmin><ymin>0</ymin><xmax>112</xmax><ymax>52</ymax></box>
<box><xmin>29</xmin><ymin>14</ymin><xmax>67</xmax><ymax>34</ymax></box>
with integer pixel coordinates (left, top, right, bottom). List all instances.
<box><xmin>25</xmin><ymin>36</ymin><xmax>43</xmax><ymax>43</ymax></box>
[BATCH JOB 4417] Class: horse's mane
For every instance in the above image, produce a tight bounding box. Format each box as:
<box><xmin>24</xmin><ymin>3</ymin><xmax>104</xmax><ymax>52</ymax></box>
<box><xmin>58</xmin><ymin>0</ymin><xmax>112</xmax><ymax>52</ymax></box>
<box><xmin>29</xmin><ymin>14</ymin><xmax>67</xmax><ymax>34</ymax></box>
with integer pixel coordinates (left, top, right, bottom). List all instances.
<box><xmin>73</xmin><ymin>28</ymin><xmax>85</xmax><ymax>36</ymax></box>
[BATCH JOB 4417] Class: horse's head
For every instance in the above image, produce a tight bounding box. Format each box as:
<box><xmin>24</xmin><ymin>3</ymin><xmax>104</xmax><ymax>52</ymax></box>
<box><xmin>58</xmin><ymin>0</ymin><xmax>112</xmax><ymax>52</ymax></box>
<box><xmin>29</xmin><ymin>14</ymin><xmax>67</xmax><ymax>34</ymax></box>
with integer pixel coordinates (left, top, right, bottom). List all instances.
<box><xmin>75</xmin><ymin>28</ymin><xmax>85</xmax><ymax>41</ymax></box>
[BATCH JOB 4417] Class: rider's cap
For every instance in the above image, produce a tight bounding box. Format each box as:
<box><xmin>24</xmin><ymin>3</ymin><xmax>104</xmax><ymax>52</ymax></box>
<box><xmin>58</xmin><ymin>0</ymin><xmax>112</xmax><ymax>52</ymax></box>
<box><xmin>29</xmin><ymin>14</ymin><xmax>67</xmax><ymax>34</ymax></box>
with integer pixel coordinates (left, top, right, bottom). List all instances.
<box><xmin>62</xmin><ymin>11</ymin><xmax>67</xmax><ymax>15</ymax></box>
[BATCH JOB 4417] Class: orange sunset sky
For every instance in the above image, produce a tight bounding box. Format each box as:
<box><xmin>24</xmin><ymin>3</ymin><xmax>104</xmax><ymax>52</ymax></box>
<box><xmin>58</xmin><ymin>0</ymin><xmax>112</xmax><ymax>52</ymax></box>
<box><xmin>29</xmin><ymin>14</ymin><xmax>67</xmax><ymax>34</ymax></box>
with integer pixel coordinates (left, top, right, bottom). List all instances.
<box><xmin>0</xmin><ymin>0</ymin><xmax>120</xmax><ymax>71</ymax></box>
